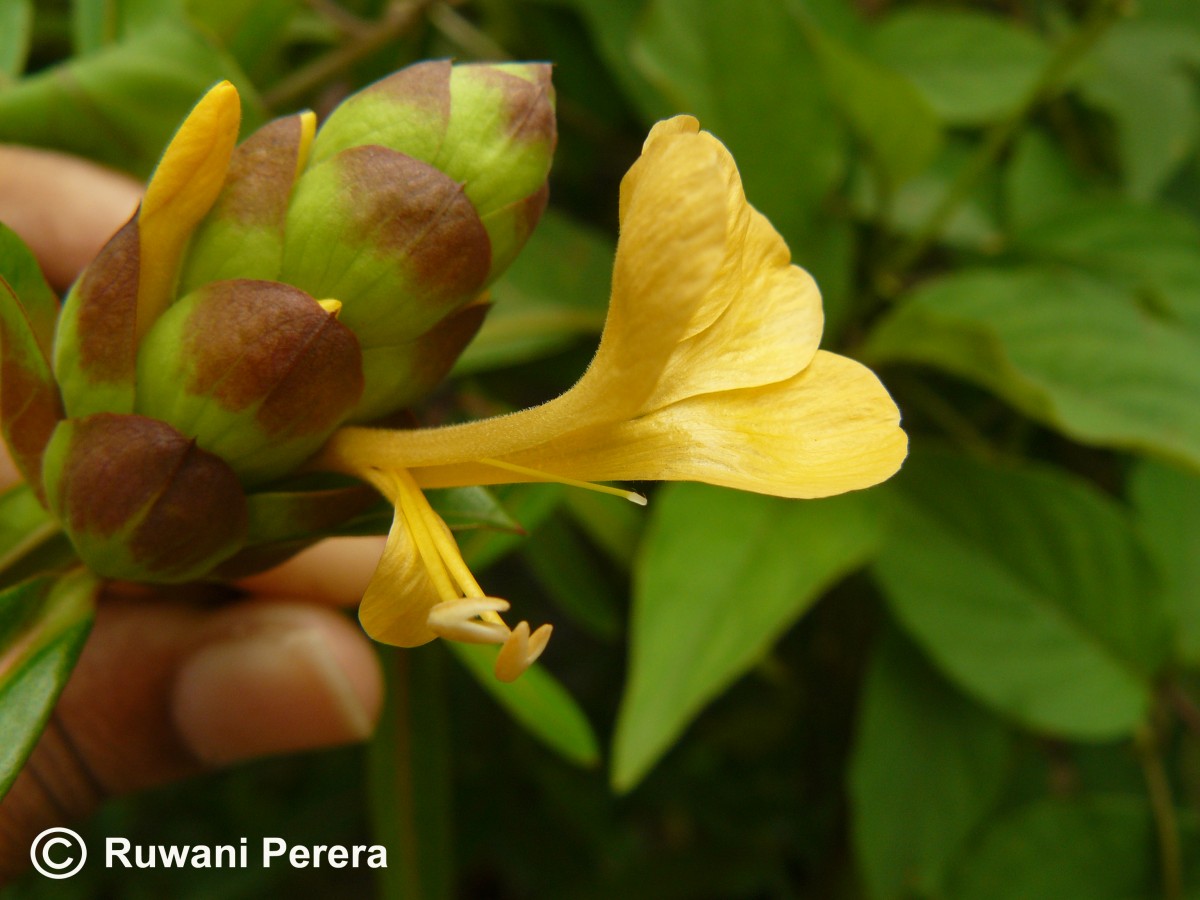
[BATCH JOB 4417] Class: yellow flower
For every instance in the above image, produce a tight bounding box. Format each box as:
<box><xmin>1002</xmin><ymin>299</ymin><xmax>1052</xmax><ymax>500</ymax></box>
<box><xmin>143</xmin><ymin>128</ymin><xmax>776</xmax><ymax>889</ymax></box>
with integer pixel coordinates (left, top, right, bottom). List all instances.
<box><xmin>316</xmin><ymin>116</ymin><xmax>908</xmax><ymax>681</ymax></box>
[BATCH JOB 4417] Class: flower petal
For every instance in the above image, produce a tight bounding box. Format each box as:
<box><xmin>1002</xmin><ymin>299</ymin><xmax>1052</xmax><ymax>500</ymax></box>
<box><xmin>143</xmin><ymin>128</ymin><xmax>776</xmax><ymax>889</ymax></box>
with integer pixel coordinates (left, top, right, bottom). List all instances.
<box><xmin>566</xmin><ymin>120</ymin><xmax>731</xmax><ymax>420</ymax></box>
<box><xmin>137</xmin><ymin>81</ymin><xmax>241</xmax><ymax>339</ymax></box>
<box><xmin>358</xmin><ymin>504</ymin><xmax>440</xmax><ymax>648</ymax></box>
<box><xmin>408</xmin><ymin>351</ymin><xmax>907</xmax><ymax>499</ymax></box>
<box><xmin>650</xmin><ymin>215</ymin><xmax>823</xmax><ymax>409</ymax></box>
<box><xmin>318</xmin><ymin>121</ymin><xmax>734</xmax><ymax>470</ymax></box>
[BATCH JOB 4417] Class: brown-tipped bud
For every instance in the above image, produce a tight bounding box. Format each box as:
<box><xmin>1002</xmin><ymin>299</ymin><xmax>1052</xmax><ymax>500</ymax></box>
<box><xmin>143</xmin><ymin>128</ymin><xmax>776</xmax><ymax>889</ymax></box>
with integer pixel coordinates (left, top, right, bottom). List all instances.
<box><xmin>279</xmin><ymin>146</ymin><xmax>492</xmax><ymax>349</ymax></box>
<box><xmin>353</xmin><ymin>300</ymin><xmax>489</xmax><ymax>422</ymax></box>
<box><xmin>135</xmin><ymin>279</ymin><xmax>364</xmax><ymax>485</ymax></box>
<box><xmin>53</xmin><ymin>217</ymin><xmax>140</xmax><ymax>419</ymax></box>
<box><xmin>41</xmin><ymin>414</ymin><xmax>248</xmax><ymax>583</ymax></box>
<box><xmin>179</xmin><ymin>112</ymin><xmax>317</xmax><ymax>292</ymax></box>
<box><xmin>308</xmin><ymin>60</ymin><xmax>556</xmax><ymax>285</ymax></box>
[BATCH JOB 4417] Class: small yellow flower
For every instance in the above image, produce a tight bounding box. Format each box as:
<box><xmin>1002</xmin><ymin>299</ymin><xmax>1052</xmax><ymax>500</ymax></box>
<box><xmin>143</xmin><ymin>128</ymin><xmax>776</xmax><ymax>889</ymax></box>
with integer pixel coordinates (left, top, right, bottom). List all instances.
<box><xmin>317</xmin><ymin>116</ymin><xmax>907</xmax><ymax>681</ymax></box>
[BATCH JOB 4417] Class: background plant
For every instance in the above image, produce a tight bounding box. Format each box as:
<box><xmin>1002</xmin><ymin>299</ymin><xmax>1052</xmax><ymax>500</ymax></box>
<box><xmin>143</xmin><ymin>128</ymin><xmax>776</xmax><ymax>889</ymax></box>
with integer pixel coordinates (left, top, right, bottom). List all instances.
<box><xmin>2</xmin><ymin>0</ymin><xmax>1199</xmax><ymax>897</ymax></box>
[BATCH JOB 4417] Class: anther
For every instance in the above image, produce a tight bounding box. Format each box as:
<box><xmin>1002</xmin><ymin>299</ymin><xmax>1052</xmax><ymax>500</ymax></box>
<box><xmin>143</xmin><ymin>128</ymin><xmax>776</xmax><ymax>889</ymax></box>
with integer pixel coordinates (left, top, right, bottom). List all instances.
<box><xmin>427</xmin><ymin>597</ymin><xmax>511</xmax><ymax>644</ymax></box>
<box><xmin>494</xmin><ymin>621</ymin><xmax>553</xmax><ymax>682</ymax></box>
<box><xmin>317</xmin><ymin>298</ymin><xmax>343</xmax><ymax>317</ymax></box>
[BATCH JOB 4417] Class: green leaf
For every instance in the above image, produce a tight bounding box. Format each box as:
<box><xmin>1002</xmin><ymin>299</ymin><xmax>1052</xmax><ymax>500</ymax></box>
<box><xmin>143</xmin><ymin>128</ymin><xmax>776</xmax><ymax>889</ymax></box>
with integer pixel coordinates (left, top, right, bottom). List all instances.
<box><xmin>850</xmin><ymin>627</ymin><xmax>1010</xmax><ymax>900</ymax></box>
<box><xmin>613</xmin><ymin>484</ymin><xmax>883</xmax><ymax>791</ymax></box>
<box><xmin>870</xmin><ymin>9</ymin><xmax>1050</xmax><ymax>126</ymax></box>
<box><xmin>458</xmin><ymin>482</ymin><xmax>565</xmax><ymax>572</ymax></box>
<box><xmin>1004</xmin><ymin>129</ymin><xmax>1091</xmax><ymax>231</ymax></box>
<box><xmin>873</xmin><ymin>448</ymin><xmax>1167</xmax><ymax>739</ymax></box>
<box><xmin>368</xmin><ymin>646</ymin><xmax>453</xmax><ymax>900</ymax></box>
<box><xmin>0</xmin><ymin>0</ymin><xmax>32</xmax><ymax>83</ymax></box>
<box><xmin>0</xmin><ymin>276</ymin><xmax>63</xmax><ymax>491</ymax></box>
<box><xmin>945</xmin><ymin>795</ymin><xmax>1157</xmax><ymax>900</ymax></box>
<box><xmin>447</xmin><ymin>642</ymin><xmax>600</xmax><ymax>768</ymax></box>
<box><xmin>0</xmin><ymin>20</ymin><xmax>264</xmax><ymax>178</ymax></box>
<box><xmin>798</xmin><ymin>11</ymin><xmax>941</xmax><ymax>188</ymax></box>
<box><xmin>1080</xmin><ymin>21</ymin><xmax>1200</xmax><ymax>199</ymax></box>
<box><xmin>855</xmin><ymin>138</ymin><xmax>1002</xmax><ymax>248</ymax></box>
<box><xmin>1014</xmin><ymin>199</ymin><xmax>1200</xmax><ymax>336</ymax></box>
<box><xmin>519</xmin><ymin>511</ymin><xmax>623</xmax><ymax>641</ymax></box>
<box><xmin>186</xmin><ymin>0</ymin><xmax>298</xmax><ymax>83</ymax></box>
<box><xmin>563</xmin><ymin>489</ymin><xmax>644</xmax><ymax>571</ymax></box>
<box><xmin>864</xmin><ymin>266</ymin><xmax>1200</xmax><ymax>471</ymax></box>
<box><xmin>456</xmin><ymin>211</ymin><xmax>610</xmax><ymax>375</ymax></box>
<box><xmin>1131</xmin><ymin>459</ymin><xmax>1200</xmax><ymax>667</ymax></box>
<box><xmin>631</xmin><ymin>0</ymin><xmax>846</xmax><ymax>244</ymax></box>
<box><xmin>0</xmin><ymin>221</ymin><xmax>59</xmax><ymax>354</ymax></box>
<box><xmin>71</xmin><ymin>0</ymin><xmax>186</xmax><ymax>53</ymax></box>
<box><xmin>0</xmin><ymin>484</ymin><xmax>61</xmax><ymax>583</ymax></box>
<box><xmin>427</xmin><ymin>486</ymin><xmax>523</xmax><ymax>534</ymax></box>
<box><xmin>547</xmin><ymin>0</ymin><xmax>675</xmax><ymax>123</ymax></box>
<box><xmin>448</xmin><ymin>482</ymin><xmax>600</xmax><ymax>766</ymax></box>
<box><xmin>0</xmin><ymin>570</ymin><xmax>98</xmax><ymax>800</ymax></box>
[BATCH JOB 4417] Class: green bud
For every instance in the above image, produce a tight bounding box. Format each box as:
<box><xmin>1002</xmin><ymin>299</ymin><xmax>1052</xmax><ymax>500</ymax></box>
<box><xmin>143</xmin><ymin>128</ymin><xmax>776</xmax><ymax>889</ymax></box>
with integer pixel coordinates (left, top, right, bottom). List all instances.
<box><xmin>179</xmin><ymin>113</ymin><xmax>315</xmax><ymax>292</ymax></box>
<box><xmin>53</xmin><ymin>218</ymin><xmax>140</xmax><ymax>419</ymax></box>
<box><xmin>41</xmin><ymin>413</ymin><xmax>247</xmax><ymax>583</ymax></box>
<box><xmin>355</xmin><ymin>300</ymin><xmax>489</xmax><ymax>422</ymax></box>
<box><xmin>308</xmin><ymin>60</ymin><xmax>557</xmax><ymax>282</ymax></box>
<box><xmin>279</xmin><ymin>146</ymin><xmax>491</xmax><ymax>349</ymax></box>
<box><xmin>135</xmin><ymin>279</ymin><xmax>364</xmax><ymax>485</ymax></box>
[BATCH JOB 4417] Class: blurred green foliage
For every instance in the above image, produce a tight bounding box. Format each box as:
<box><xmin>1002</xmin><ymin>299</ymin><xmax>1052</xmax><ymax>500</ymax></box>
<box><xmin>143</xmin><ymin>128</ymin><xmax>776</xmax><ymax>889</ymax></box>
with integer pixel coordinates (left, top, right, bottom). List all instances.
<box><xmin>4</xmin><ymin>0</ymin><xmax>1200</xmax><ymax>897</ymax></box>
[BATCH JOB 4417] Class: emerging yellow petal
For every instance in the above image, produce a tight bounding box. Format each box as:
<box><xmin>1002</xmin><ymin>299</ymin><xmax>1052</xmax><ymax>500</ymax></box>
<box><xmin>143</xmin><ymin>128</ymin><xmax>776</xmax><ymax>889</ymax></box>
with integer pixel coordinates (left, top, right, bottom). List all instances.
<box><xmin>137</xmin><ymin>81</ymin><xmax>241</xmax><ymax>339</ymax></box>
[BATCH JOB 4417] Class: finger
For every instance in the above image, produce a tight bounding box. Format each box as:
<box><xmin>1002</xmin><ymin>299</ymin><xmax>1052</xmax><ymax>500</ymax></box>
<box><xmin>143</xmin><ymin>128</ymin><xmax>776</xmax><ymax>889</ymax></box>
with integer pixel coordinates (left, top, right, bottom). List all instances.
<box><xmin>237</xmin><ymin>536</ymin><xmax>386</xmax><ymax>607</ymax></box>
<box><xmin>0</xmin><ymin>591</ymin><xmax>382</xmax><ymax>881</ymax></box>
<box><xmin>0</xmin><ymin>146</ymin><xmax>142</xmax><ymax>291</ymax></box>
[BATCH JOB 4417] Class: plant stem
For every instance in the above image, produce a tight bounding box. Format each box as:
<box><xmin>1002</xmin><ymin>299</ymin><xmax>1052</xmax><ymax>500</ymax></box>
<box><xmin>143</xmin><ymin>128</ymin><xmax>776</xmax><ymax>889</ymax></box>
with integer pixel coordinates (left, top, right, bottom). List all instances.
<box><xmin>1135</xmin><ymin>720</ymin><xmax>1183</xmax><ymax>900</ymax></box>
<box><xmin>428</xmin><ymin>2</ymin><xmax>512</xmax><ymax>60</ymax></box>
<box><xmin>1167</xmin><ymin>682</ymin><xmax>1200</xmax><ymax>740</ymax></box>
<box><xmin>368</xmin><ymin>645</ymin><xmax>454</xmax><ymax>900</ymax></box>
<box><xmin>882</xmin><ymin>0</ymin><xmax>1131</xmax><ymax>286</ymax></box>
<box><xmin>263</xmin><ymin>0</ymin><xmax>434</xmax><ymax>110</ymax></box>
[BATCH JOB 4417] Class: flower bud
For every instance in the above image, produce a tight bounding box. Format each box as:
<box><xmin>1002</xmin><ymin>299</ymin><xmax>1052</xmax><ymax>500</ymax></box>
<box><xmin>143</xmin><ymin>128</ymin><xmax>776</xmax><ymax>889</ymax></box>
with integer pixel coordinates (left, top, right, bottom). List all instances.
<box><xmin>307</xmin><ymin>60</ymin><xmax>556</xmax><ymax>282</ymax></box>
<box><xmin>178</xmin><ymin>112</ymin><xmax>317</xmax><ymax>291</ymax></box>
<box><xmin>135</xmin><ymin>279</ymin><xmax>364</xmax><ymax>485</ymax></box>
<box><xmin>356</xmin><ymin>300</ymin><xmax>489</xmax><ymax>421</ymax></box>
<box><xmin>41</xmin><ymin>413</ymin><xmax>248</xmax><ymax>582</ymax></box>
<box><xmin>53</xmin><ymin>218</ymin><xmax>140</xmax><ymax>419</ymax></box>
<box><xmin>279</xmin><ymin>145</ymin><xmax>492</xmax><ymax>349</ymax></box>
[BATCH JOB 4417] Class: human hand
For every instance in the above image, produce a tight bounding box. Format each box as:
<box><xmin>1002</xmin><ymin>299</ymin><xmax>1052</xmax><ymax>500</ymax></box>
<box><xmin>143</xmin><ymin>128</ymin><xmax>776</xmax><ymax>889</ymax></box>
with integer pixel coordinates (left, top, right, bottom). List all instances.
<box><xmin>0</xmin><ymin>146</ymin><xmax>384</xmax><ymax>881</ymax></box>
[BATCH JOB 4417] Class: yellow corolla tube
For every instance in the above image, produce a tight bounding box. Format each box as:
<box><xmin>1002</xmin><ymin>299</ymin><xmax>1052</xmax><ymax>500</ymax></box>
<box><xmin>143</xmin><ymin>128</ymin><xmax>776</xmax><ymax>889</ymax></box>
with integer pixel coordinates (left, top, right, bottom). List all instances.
<box><xmin>318</xmin><ymin>116</ymin><xmax>908</xmax><ymax>681</ymax></box>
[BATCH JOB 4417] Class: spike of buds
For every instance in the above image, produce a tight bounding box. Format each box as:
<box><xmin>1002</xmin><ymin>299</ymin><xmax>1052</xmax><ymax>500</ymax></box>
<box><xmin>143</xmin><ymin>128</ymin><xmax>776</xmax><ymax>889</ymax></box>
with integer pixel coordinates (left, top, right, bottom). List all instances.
<box><xmin>15</xmin><ymin>60</ymin><xmax>557</xmax><ymax>584</ymax></box>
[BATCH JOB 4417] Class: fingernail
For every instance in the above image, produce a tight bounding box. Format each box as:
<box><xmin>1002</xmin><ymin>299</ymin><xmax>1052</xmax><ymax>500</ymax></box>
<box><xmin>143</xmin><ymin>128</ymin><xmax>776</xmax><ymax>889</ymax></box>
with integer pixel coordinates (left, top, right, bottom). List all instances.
<box><xmin>172</xmin><ymin>606</ymin><xmax>382</xmax><ymax>766</ymax></box>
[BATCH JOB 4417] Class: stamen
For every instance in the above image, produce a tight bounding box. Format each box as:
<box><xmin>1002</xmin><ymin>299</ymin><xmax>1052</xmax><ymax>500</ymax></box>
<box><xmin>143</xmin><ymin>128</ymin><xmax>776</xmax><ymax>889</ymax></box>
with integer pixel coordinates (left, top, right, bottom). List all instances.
<box><xmin>479</xmin><ymin>457</ymin><xmax>647</xmax><ymax>506</ymax></box>
<box><xmin>317</xmin><ymin>298</ymin><xmax>343</xmax><ymax>317</ymax></box>
<box><xmin>494</xmin><ymin>621</ymin><xmax>553</xmax><ymax>682</ymax></box>
<box><xmin>363</xmin><ymin>464</ymin><xmax>555</xmax><ymax>680</ymax></box>
<box><xmin>428</xmin><ymin>597</ymin><xmax>512</xmax><ymax>644</ymax></box>
<box><xmin>384</xmin><ymin>470</ymin><xmax>458</xmax><ymax>602</ymax></box>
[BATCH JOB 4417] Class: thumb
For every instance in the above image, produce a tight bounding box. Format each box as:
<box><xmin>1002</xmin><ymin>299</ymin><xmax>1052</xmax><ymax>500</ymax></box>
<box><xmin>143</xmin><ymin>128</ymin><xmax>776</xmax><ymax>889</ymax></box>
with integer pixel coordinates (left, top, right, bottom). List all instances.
<box><xmin>0</xmin><ymin>589</ymin><xmax>382</xmax><ymax>882</ymax></box>
<box><xmin>0</xmin><ymin>145</ymin><xmax>142</xmax><ymax>291</ymax></box>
